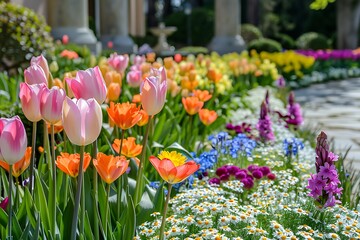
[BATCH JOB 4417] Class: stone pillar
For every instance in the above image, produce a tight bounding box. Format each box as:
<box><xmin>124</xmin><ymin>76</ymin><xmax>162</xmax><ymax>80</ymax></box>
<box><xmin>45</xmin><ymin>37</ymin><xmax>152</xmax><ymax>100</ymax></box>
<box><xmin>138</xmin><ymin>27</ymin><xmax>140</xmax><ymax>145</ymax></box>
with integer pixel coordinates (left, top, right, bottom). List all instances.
<box><xmin>129</xmin><ymin>0</ymin><xmax>146</xmax><ymax>37</ymax></box>
<box><xmin>47</xmin><ymin>0</ymin><xmax>100</xmax><ymax>53</ymax></box>
<box><xmin>208</xmin><ymin>0</ymin><xmax>245</xmax><ymax>54</ymax></box>
<box><xmin>100</xmin><ymin>0</ymin><xmax>134</xmax><ymax>53</ymax></box>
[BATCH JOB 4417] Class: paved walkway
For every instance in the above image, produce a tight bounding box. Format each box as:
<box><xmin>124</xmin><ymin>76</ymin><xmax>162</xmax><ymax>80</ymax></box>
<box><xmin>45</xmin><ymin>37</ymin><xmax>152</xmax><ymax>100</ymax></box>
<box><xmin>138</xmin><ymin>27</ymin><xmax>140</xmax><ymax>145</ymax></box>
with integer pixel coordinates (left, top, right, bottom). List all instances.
<box><xmin>295</xmin><ymin>78</ymin><xmax>360</xmax><ymax>170</ymax></box>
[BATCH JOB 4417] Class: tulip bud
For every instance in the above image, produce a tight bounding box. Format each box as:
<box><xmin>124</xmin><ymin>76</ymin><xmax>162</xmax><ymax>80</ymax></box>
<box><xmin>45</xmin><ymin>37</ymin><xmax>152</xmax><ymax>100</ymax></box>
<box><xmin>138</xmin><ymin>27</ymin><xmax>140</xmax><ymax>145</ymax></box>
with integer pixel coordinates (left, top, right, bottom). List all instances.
<box><xmin>62</xmin><ymin>97</ymin><xmax>103</xmax><ymax>146</ymax></box>
<box><xmin>66</xmin><ymin>66</ymin><xmax>107</xmax><ymax>104</ymax></box>
<box><xmin>0</xmin><ymin>116</ymin><xmax>28</xmax><ymax>165</ymax></box>
<box><xmin>107</xmin><ymin>83</ymin><xmax>121</xmax><ymax>102</ymax></box>
<box><xmin>31</xmin><ymin>55</ymin><xmax>50</xmax><ymax>80</ymax></box>
<box><xmin>49</xmin><ymin>61</ymin><xmax>59</xmax><ymax>73</ymax></box>
<box><xmin>126</xmin><ymin>70</ymin><xmax>142</xmax><ymax>87</ymax></box>
<box><xmin>140</xmin><ymin>67</ymin><xmax>167</xmax><ymax>116</ymax></box>
<box><xmin>24</xmin><ymin>64</ymin><xmax>48</xmax><ymax>86</ymax></box>
<box><xmin>40</xmin><ymin>86</ymin><xmax>66</xmax><ymax>124</ymax></box>
<box><xmin>19</xmin><ymin>83</ymin><xmax>47</xmax><ymax>122</ymax></box>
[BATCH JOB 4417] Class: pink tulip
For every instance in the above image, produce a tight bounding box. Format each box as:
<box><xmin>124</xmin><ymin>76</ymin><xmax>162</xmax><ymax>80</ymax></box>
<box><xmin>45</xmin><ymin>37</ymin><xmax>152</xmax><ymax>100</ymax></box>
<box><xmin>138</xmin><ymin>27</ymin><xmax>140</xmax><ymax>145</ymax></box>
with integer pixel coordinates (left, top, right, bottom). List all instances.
<box><xmin>24</xmin><ymin>64</ymin><xmax>48</xmax><ymax>86</ymax></box>
<box><xmin>140</xmin><ymin>67</ymin><xmax>167</xmax><ymax>116</ymax></box>
<box><xmin>40</xmin><ymin>86</ymin><xmax>66</xmax><ymax>124</ymax></box>
<box><xmin>31</xmin><ymin>55</ymin><xmax>50</xmax><ymax>80</ymax></box>
<box><xmin>0</xmin><ymin>116</ymin><xmax>28</xmax><ymax>165</ymax></box>
<box><xmin>19</xmin><ymin>83</ymin><xmax>47</xmax><ymax>122</ymax></box>
<box><xmin>126</xmin><ymin>70</ymin><xmax>142</xmax><ymax>87</ymax></box>
<box><xmin>62</xmin><ymin>97</ymin><xmax>102</xmax><ymax>146</ymax></box>
<box><xmin>133</xmin><ymin>55</ymin><xmax>146</xmax><ymax>67</ymax></box>
<box><xmin>66</xmin><ymin>66</ymin><xmax>107</xmax><ymax>104</ymax></box>
<box><xmin>108</xmin><ymin>53</ymin><xmax>129</xmax><ymax>73</ymax></box>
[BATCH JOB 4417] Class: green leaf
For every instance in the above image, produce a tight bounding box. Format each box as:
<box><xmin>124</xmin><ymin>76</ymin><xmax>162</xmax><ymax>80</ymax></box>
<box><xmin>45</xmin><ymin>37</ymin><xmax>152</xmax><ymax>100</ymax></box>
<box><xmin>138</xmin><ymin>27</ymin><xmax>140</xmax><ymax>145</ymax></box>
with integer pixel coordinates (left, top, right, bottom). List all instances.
<box><xmin>34</xmin><ymin>171</ymin><xmax>51</xmax><ymax>236</ymax></box>
<box><xmin>24</xmin><ymin>188</ymin><xmax>37</xmax><ymax>228</ymax></box>
<box><xmin>84</xmin><ymin>211</ymin><xmax>94</xmax><ymax>240</ymax></box>
<box><xmin>0</xmin><ymin>208</ymin><xmax>7</xmax><ymax>228</ymax></box>
<box><xmin>121</xmin><ymin>189</ymin><xmax>136</xmax><ymax>240</ymax></box>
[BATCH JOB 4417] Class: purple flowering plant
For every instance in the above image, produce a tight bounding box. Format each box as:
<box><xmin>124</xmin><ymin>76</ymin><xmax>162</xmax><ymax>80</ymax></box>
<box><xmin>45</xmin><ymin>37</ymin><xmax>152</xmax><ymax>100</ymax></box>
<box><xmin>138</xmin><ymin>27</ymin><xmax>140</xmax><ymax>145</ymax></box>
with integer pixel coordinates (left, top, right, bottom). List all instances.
<box><xmin>256</xmin><ymin>101</ymin><xmax>275</xmax><ymax>142</ymax></box>
<box><xmin>307</xmin><ymin>131</ymin><xmax>342</xmax><ymax>208</ymax></box>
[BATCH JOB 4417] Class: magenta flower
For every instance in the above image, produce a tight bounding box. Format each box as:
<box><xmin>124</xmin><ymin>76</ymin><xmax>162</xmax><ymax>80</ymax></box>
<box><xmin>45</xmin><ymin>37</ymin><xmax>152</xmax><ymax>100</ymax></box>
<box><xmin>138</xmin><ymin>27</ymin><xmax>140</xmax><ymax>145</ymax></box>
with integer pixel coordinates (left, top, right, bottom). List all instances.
<box><xmin>0</xmin><ymin>197</ymin><xmax>8</xmax><ymax>210</ymax></box>
<box><xmin>285</xmin><ymin>92</ymin><xmax>303</xmax><ymax>127</ymax></box>
<box><xmin>66</xmin><ymin>66</ymin><xmax>107</xmax><ymax>104</ymax></box>
<box><xmin>256</xmin><ymin>101</ymin><xmax>274</xmax><ymax>142</ymax></box>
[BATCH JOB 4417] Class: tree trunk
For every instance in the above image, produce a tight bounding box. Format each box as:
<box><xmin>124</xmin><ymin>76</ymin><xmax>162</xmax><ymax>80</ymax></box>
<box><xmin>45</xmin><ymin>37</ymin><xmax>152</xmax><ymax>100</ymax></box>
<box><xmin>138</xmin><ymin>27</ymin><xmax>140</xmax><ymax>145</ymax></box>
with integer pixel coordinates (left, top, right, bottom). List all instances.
<box><xmin>337</xmin><ymin>0</ymin><xmax>360</xmax><ymax>49</ymax></box>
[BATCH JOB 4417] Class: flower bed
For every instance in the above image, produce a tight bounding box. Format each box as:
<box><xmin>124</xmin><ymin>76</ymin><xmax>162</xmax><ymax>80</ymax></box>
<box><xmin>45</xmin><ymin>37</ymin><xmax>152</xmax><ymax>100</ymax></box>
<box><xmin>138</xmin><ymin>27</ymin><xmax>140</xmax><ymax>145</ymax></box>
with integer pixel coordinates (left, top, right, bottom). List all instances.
<box><xmin>0</xmin><ymin>52</ymin><xmax>359</xmax><ymax>239</ymax></box>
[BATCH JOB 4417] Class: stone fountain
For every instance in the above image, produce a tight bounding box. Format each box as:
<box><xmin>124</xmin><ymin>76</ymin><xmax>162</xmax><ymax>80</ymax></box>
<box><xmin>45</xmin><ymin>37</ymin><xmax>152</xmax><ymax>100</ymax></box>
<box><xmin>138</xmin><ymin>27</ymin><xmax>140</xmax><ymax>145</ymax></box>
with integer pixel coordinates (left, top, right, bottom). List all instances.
<box><xmin>150</xmin><ymin>22</ymin><xmax>177</xmax><ymax>55</ymax></box>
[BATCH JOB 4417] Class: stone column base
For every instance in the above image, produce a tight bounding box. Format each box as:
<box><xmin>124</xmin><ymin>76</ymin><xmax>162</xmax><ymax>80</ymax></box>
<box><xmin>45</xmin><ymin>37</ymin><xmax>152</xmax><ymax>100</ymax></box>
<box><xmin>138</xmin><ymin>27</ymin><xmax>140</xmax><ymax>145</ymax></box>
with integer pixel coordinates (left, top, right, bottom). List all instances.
<box><xmin>208</xmin><ymin>35</ymin><xmax>246</xmax><ymax>55</ymax></box>
<box><xmin>101</xmin><ymin>35</ymin><xmax>134</xmax><ymax>54</ymax></box>
<box><xmin>51</xmin><ymin>27</ymin><xmax>101</xmax><ymax>54</ymax></box>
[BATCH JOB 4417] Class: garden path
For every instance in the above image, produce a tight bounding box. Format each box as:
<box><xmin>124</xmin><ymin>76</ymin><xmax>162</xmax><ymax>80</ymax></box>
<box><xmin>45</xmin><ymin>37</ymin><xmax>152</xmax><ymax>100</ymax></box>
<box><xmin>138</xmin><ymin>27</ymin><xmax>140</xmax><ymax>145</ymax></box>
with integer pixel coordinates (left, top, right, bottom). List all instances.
<box><xmin>295</xmin><ymin>78</ymin><xmax>360</xmax><ymax>170</ymax></box>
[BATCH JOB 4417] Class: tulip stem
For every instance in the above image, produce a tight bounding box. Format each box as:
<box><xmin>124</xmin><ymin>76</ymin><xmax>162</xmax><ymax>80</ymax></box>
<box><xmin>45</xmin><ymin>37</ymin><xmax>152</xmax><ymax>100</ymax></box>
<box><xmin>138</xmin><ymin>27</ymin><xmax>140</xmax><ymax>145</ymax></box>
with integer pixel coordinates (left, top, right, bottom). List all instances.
<box><xmin>134</xmin><ymin>116</ymin><xmax>153</xmax><ymax>205</ymax></box>
<box><xmin>92</xmin><ymin>140</ymin><xmax>99</xmax><ymax>240</ymax></box>
<box><xmin>159</xmin><ymin>184</ymin><xmax>172</xmax><ymax>240</ymax></box>
<box><xmin>70</xmin><ymin>145</ymin><xmax>85</xmax><ymax>240</ymax></box>
<box><xmin>116</xmin><ymin>129</ymin><xmax>124</xmax><ymax>219</ymax></box>
<box><xmin>50</xmin><ymin>124</ymin><xmax>56</xmax><ymax>237</ymax></box>
<box><xmin>8</xmin><ymin>165</ymin><xmax>13</xmax><ymax>240</ymax></box>
<box><xmin>29</xmin><ymin>121</ymin><xmax>37</xmax><ymax>195</ymax></box>
<box><xmin>104</xmin><ymin>183</ymin><xmax>111</xmax><ymax>238</ymax></box>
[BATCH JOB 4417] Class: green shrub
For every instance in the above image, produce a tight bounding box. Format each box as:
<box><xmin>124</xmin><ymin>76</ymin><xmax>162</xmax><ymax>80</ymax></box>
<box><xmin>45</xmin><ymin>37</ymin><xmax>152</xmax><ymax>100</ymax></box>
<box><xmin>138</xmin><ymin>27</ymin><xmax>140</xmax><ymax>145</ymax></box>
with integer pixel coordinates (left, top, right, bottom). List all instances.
<box><xmin>296</xmin><ymin>32</ymin><xmax>331</xmax><ymax>50</ymax></box>
<box><xmin>0</xmin><ymin>2</ymin><xmax>54</xmax><ymax>72</ymax></box>
<box><xmin>165</xmin><ymin>8</ymin><xmax>214</xmax><ymax>46</ymax></box>
<box><xmin>274</xmin><ymin>33</ymin><xmax>296</xmax><ymax>50</ymax></box>
<box><xmin>177</xmin><ymin>46</ymin><xmax>209</xmax><ymax>55</ymax></box>
<box><xmin>247</xmin><ymin>38</ymin><xmax>282</xmax><ymax>53</ymax></box>
<box><xmin>240</xmin><ymin>24</ymin><xmax>263</xmax><ymax>44</ymax></box>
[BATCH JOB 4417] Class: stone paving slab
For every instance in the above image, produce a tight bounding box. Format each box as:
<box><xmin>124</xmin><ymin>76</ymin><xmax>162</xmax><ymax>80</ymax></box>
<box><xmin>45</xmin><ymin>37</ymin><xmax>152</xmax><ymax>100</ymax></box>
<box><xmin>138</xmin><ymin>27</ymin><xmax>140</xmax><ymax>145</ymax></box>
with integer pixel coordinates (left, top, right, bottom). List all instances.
<box><xmin>295</xmin><ymin>78</ymin><xmax>360</xmax><ymax>171</ymax></box>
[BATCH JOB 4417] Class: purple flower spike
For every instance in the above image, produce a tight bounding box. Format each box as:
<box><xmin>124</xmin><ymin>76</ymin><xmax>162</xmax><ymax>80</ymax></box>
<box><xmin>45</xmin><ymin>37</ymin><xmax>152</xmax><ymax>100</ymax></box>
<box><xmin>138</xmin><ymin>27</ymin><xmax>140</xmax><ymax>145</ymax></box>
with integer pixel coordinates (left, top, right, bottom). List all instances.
<box><xmin>286</xmin><ymin>92</ymin><xmax>303</xmax><ymax>127</ymax></box>
<box><xmin>307</xmin><ymin>131</ymin><xmax>342</xmax><ymax>208</ymax></box>
<box><xmin>256</xmin><ymin>101</ymin><xmax>275</xmax><ymax>142</ymax></box>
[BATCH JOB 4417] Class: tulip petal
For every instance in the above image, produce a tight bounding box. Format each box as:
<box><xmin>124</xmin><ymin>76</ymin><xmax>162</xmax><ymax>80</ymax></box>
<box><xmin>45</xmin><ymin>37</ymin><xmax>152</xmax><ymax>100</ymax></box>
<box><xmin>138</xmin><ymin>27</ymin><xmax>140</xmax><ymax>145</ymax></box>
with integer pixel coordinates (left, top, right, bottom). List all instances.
<box><xmin>62</xmin><ymin>97</ymin><xmax>82</xmax><ymax>145</ymax></box>
<box><xmin>83</xmin><ymin>99</ymin><xmax>102</xmax><ymax>145</ymax></box>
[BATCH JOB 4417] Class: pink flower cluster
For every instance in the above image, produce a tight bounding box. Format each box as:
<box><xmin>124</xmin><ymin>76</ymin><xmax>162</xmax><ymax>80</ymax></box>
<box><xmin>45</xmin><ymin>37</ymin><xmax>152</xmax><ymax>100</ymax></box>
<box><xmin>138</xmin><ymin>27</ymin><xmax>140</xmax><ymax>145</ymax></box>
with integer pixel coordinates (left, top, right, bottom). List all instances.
<box><xmin>209</xmin><ymin>164</ymin><xmax>276</xmax><ymax>189</ymax></box>
<box><xmin>307</xmin><ymin>131</ymin><xmax>342</xmax><ymax>208</ymax></box>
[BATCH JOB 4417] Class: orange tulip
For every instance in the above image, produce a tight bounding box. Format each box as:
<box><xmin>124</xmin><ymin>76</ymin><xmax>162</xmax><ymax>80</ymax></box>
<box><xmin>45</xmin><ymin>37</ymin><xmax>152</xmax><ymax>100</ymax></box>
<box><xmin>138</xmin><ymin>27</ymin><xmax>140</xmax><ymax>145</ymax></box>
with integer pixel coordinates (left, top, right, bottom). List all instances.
<box><xmin>93</xmin><ymin>153</ymin><xmax>129</xmax><ymax>184</ymax></box>
<box><xmin>199</xmin><ymin>109</ymin><xmax>218</xmax><ymax>126</ymax></box>
<box><xmin>132</xmin><ymin>94</ymin><xmax>141</xmax><ymax>104</ymax></box>
<box><xmin>137</xmin><ymin>109</ymin><xmax>149</xmax><ymax>126</ymax></box>
<box><xmin>55</xmin><ymin>152</ymin><xmax>92</xmax><ymax>177</ymax></box>
<box><xmin>207</xmin><ymin>69</ymin><xmax>222</xmax><ymax>83</ymax></box>
<box><xmin>193</xmin><ymin>89</ymin><xmax>212</xmax><ymax>102</ymax></box>
<box><xmin>149</xmin><ymin>151</ymin><xmax>200</xmax><ymax>184</ymax></box>
<box><xmin>0</xmin><ymin>147</ymin><xmax>31</xmax><ymax>178</ymax></box>
<box><xmin>112</xmin><ymin>137</ymin><xmax>142</xmax><ymax>158</ymax></box>
<box><xmin>107</xmin><ymin>102</ymin><xmax>142</xmax><ymax>129</ymax></box>
<box><xmin>107</xmin><ymin>82</ymin><xmax>121</xmax><ymax>102</ymax></box>
<box><xmin>182</xmin><ymin>96</ymin><xmax>204</xmax><ymax>115</ymax></box>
